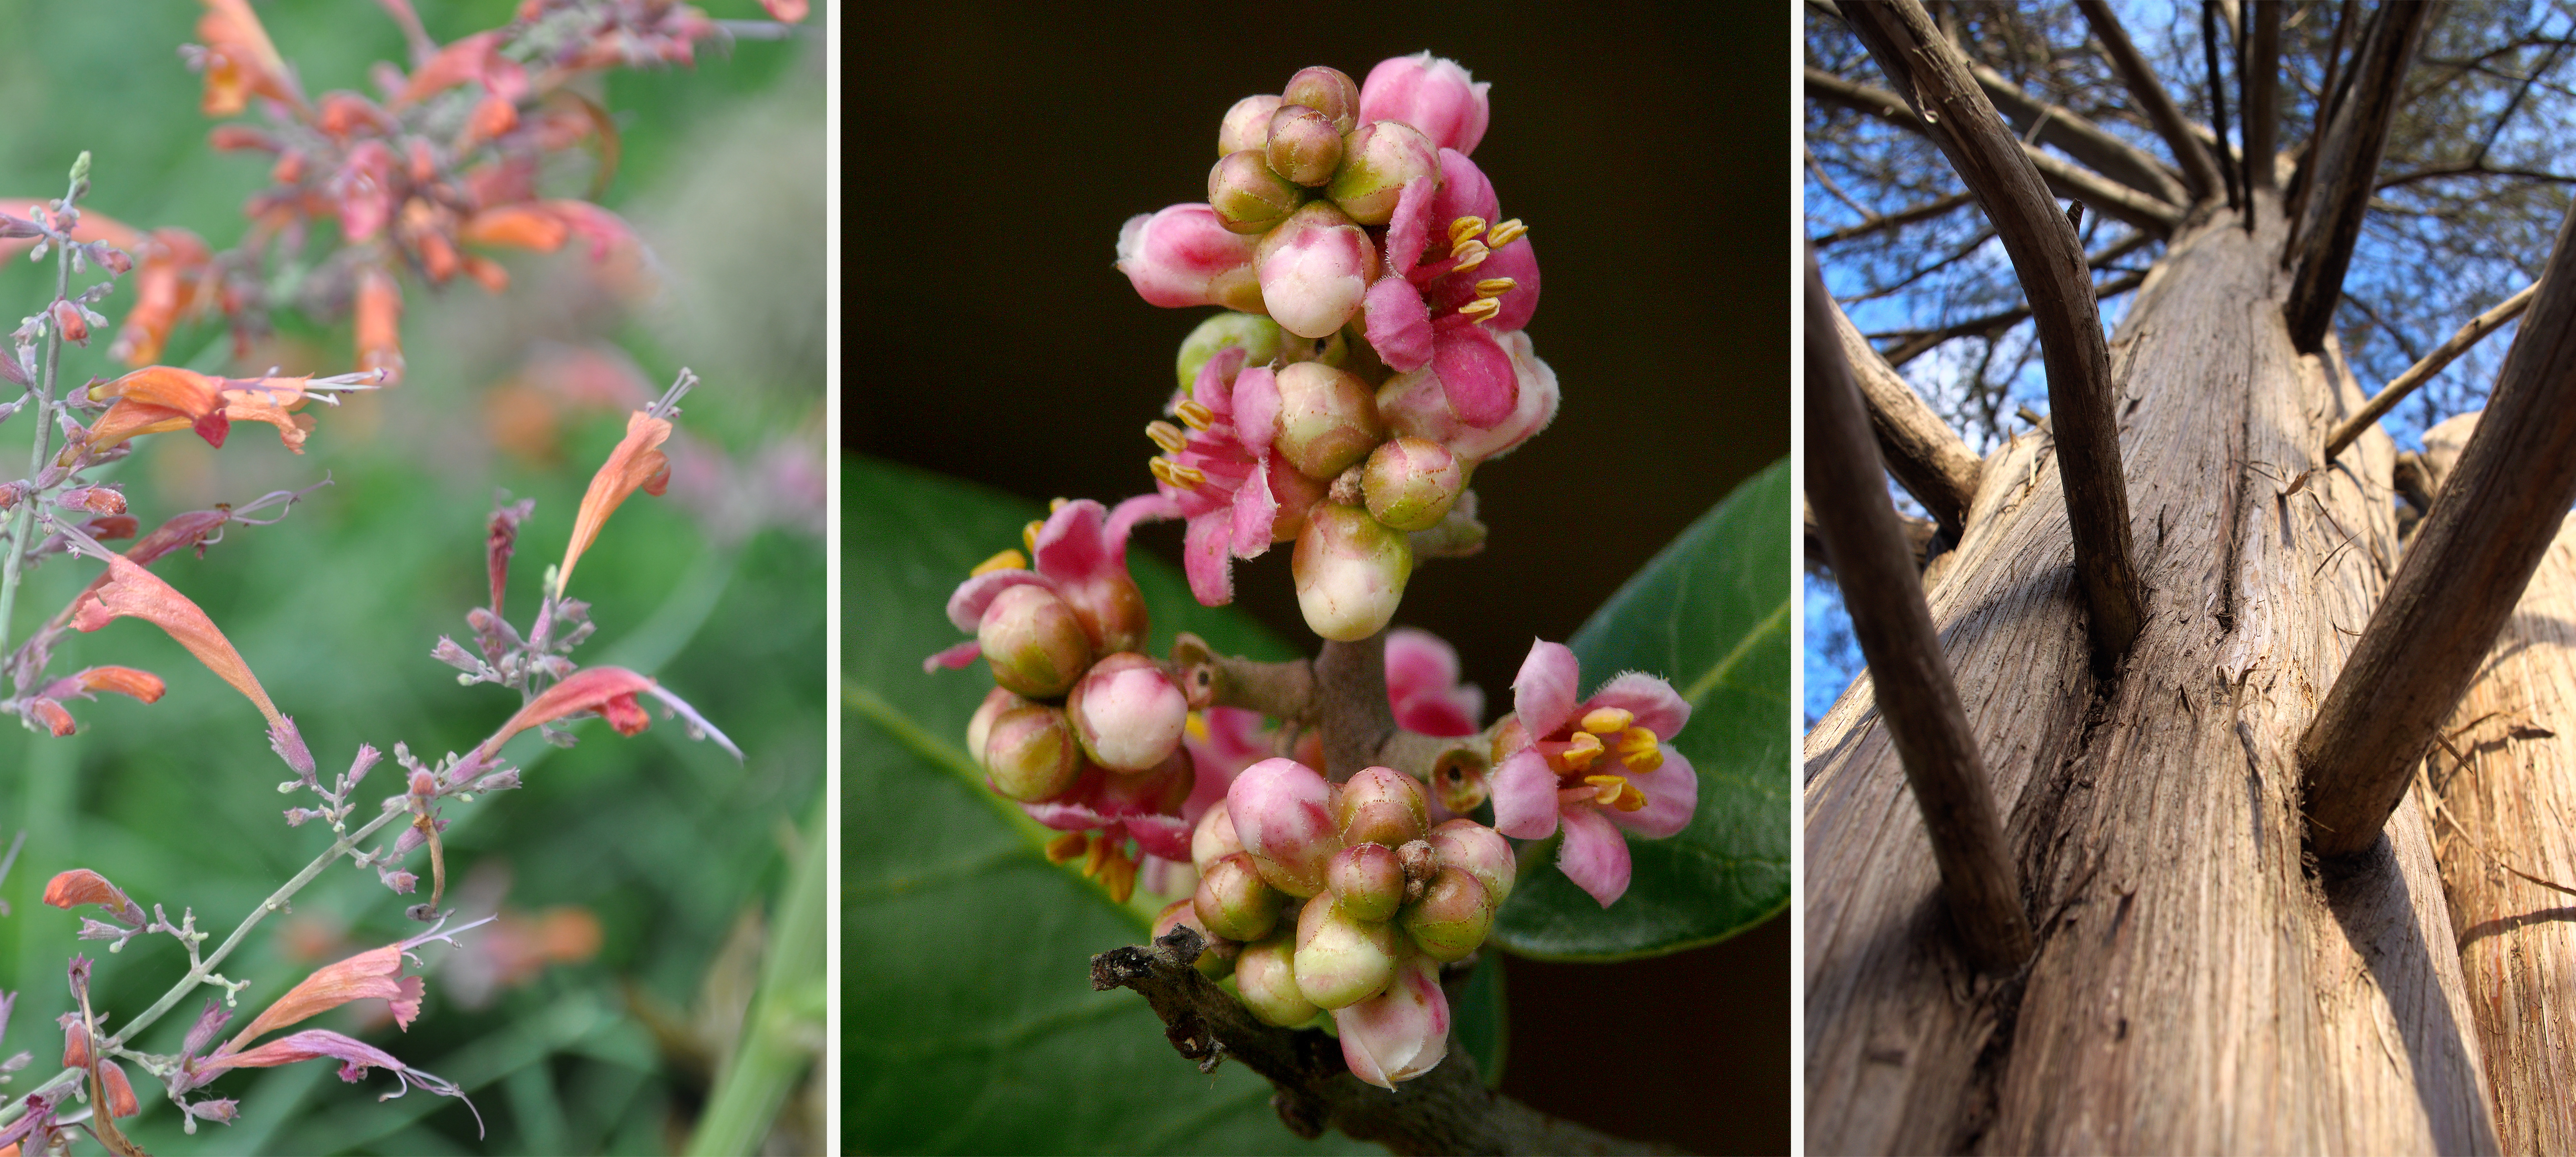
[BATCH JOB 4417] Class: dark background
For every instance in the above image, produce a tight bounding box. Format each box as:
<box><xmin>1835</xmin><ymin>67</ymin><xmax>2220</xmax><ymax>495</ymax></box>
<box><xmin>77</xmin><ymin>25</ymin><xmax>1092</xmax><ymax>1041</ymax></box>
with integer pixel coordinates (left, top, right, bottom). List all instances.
<box><xmin>845</xmin><ymin>3</ymin><xmax>1790</xmax><ymax>1151</ymax></box>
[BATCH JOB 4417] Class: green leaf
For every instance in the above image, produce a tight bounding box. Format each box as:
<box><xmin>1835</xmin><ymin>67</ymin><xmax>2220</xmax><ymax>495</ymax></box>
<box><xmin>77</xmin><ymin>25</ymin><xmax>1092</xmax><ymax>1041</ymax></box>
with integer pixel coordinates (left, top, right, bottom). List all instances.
<box><xmin>843</xmin><ymin>455</ymin><xmax>1402</xmax><ymax>1153</ymax></box>
<box><xmin>1490</xmin><ymin>459</ymin><xmax>1793</xmax><ymax>960</ymax></box>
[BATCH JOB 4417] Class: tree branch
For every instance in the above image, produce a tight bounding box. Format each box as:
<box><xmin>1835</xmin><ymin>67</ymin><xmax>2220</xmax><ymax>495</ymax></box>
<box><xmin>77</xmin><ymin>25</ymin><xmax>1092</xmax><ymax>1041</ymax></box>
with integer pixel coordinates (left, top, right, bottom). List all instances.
<box><xmin>2284</xmin><ymin>0</ymin><xmax>2365</xmax><ymax>234</ymax></box>
<box><xmin>2202</xmin><ymin>0</ymin><xmax>2241</xmax><ymax>213</ymax></box>
<box><xmin>1806</xmin><ymin>66</ymin><xmax>2183</xmax><ymax>236</ymax></box>
<box><xmin>1092</xmin><ymin>928</ymin><xmax>1667</xmax><ymax>1156</ymax></box>
<box><xmin>1805</xmin><ymin>255</ymin><xmax>2032</xmax><ymax>972</ymax></box>
<box><xmin>2284</xmin><ymin>0</ymin><xmax>2432</xmax><ymax>352</ymax></box>
<box><xmin>2298</xmin><ymin>203</ymin><xmax>2576</xmax><ymax>861</ymax></box>
<box><xmin>1822</xmin><ymin>289</ymin><xmax>1981</xmax><ymax>538</ymax></box>
<box><xmin>1169</xmin><ymin>633</ymin><xmax>1493</xmax><ymax>795</ymax></box>
<box><xmin>1875</xmin><ymin>269</ymin><xmax>2147</xmax><ymax>369</ymax></box>
<box><xmin>1803</xmin><ymin>498</ymin><xmax>1939</xmax><ymax>577</ymax></box>
<box><xmin>1966</xmin><ymin>61</ymin><xmax>2190</xmax><ymax>206</ymax></box>
<box><xmin>2074</xmin><ymin>0</ymin><xmax>2227</xmax><ymax>203</ymax></box>
<box><xmin>1841</xmin><ymin>0</ymin><xmax>2147</xmax><ymax>662</ymax></box>
<box><xmin>2325</xmin><ymin>281</ymin><xmax>2541</xmax><ymax>462</ymax></box>
<box><xmin>2376</xmin><ymin>162</ymin><xmax>2576</xmax><ymax>191</ymax></box>
<box><xmin>1812</xmin><ymin>190</ymin><xmax>1977</xmax><ymax>247</ymax></box>
<box><xmin>2246</xmin><ymin>0</ymin><xmax>2279</xmax><ymax>190</ymax></box>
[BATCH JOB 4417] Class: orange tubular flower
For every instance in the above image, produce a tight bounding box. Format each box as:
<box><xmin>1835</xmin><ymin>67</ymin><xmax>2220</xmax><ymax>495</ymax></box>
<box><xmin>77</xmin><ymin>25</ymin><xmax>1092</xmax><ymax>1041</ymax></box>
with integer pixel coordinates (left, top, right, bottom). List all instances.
<box><xmin>42</xmin><ymin>869</ymin><xmax>146</xmax><ymax>925</ymax></box>
<box><xmin>109</xmin><ymin>228</ymin><xmax>214</xmax><ymax>367</ymax></box>
<box><xmin>195</xmin><ymin>0</ymin><xmax>307</xmax><ymax>117</ymax></box>
<box><xmin>556</xmin><ymin>410</ymin><xmax>672</xmax><ymax>596</ymax></box>
<box><xmin>222</xmin><ymin>936</ymin><xmax>432</xmax><ymax>1055</ymax></box>
<box><xmin>72</xmin><ymin>555</ymin><xmax>288</xmax><ymax>734</ymax></box>
<box><xmin>356</xmin><ymin>265</ymin><xmax>405</xmax><ymax>385</ymax></box>
<box><xmin>474</xmin><ymin>666</ymin><xmax>657</xmax><ymax>765</ymax></box>
<box><xmin>81</xmin><ymin>366</ymin><xmax>315</xmax><ymax>454</ymax></box>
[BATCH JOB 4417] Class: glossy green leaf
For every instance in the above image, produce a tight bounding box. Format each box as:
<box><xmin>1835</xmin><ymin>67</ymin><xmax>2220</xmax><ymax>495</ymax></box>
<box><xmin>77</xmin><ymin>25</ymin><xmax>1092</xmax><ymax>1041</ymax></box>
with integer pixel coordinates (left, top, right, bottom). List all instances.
<box><xmin>1490</xmin><ymin>459</ymin><xmax>1793</xmax><ymax>960</ymax></box>
<box><xmin>842</xmin><ymin>455</ymin><xmax>1501</xmax><ymax>1152</ymax></box>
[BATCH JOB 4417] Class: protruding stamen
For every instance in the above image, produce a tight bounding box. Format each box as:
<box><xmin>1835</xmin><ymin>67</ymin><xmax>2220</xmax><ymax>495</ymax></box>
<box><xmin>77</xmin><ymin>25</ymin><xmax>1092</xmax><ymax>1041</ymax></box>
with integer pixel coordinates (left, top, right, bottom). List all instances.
<box><xmin>1045</xmin><ymin>831</ymin><xmax>1089</xmax><ymax>864</ymax></box>
<box><xmin>971</xmin><ymin>549</ymin><xmax>1027</xmax><ymax>577</ymax></box>
<box><xmin>1487</xmin><ymin>218</ymin><xmax>1528</xmax><ymax>248</ymax></box>
<box><xmin>1583</xmin><ymin>775</ymin><xmax>1648</xmax><ymax>811</ymax></box>
<box><xmin>1021</xmin><ymin>520</ymin><xmax>1043</xmax><ymax>555</ymax></box>
<box><xmin>1473</xmin><ymin>277</ymin><xmax>1517</xmax><ymax>298</ymax></box>
<box><xmin>1146</xmin><ymin>420</ymin><xmax>1189</xmax><ymax>453</ymax></box>
<box><xmin>1082</xmin><ymin>832</ymin><xmax>1113</xmax><ymax>878</ymax></box>
<box><xmin>1581</xmin><ymin>707</ymin><xmax>1635</xmax><ymax>734</ymax></box>
<box><xmin>1149</xmin><ymin>457</ymin><xmax>1207</xmax><ymax>490</ymax></box>
<box><xmin>1099</xmin><ymin>846</ymin><xmax>1139</xmax><ymax>904</ymax></box>
<box><xmin>1175</xmin><ymin>399</ymin><xmax>1216</xmax><ymax>431</ymax></box>
<box><xmin>1550</xmin><ymin>730</ymin><xmax>1605</xmax><ymax>772</ymax></box>
<box><xmin>1617</xmin><ymin>726</ymin><xmax>1665</xmax><ymax>772</ymax></box>
<box><xmin>1449</xmin><ymin>239</ymin><xmax>1490</xmax><ymax>272</ymax></box>
<box><xmin>1448</xmin><ymin>215</ymin><xmax>1489</xmax><ymax>248</ymax></box>
<box><xmin>1049</xmin><ymin>497</ymin><xmax>1069</xmax><ymax>512</ymax></box>
<box><xmin>1457</xmin><ymin>297</ymin><xmax>1501</xmax><ymax>324</ymax></box>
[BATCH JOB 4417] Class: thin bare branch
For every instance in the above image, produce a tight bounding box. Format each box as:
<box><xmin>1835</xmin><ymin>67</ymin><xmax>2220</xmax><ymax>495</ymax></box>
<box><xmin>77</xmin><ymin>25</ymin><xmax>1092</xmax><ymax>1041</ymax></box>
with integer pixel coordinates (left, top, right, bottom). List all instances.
<box><xmin>2377</xmin><ymin>162</ymin><xmax>2576</xmax><ymax>190</ymax></box>
<box><xmin>1806</xmin><ymin>255</ymin><xmax>2033</xmax><ymax>972</ymax></box>
<box><xmin>1966</xmin><ymin>61</ymin><xmax>2191</xmax><ymax>206</ymax></box>
<box><xmin>2247</xmin><ymin>0</ymin><xmax>2280</xmax><ymax>190</ymax></box>
<box><xmin>2075</xmin><ymin>0</ymin><xmax>2228</xmax><ymax>202</ymax></box>
<box><xmin>2299</xmin><ymin>204</ymin><xmax>2576</xmax><ymax>861</ymax></box>
<box><xmin>1812</xmin><ymin>190</ymin><xmax>1978</xmax><ymax>246</ymax></box>
<box><xmin>2326</xmin><ymin>281</ymin><xmax>2541</xmax><ymax>461</ymax></box>
<box><xmin>1823</xmin><ymin>287</ymin><xmax>1983</xmax><ymax>537</ymax></box>
<box><xmin>2204</xmin><ymin>0</ymin><xmax>2242</xmax><ymax>212</ymax></box>
<box><xmin>2285</xmin><ymin>0</ymin><xmax>2433</xmax><ymax>352</ymax></box>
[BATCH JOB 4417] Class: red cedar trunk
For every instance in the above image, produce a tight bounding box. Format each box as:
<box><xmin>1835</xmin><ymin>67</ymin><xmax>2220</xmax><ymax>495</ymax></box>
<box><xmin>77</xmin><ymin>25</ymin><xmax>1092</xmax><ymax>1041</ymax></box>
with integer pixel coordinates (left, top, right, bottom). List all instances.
<box><xmin>1805</xmin><ymin>196</ymin><xmax>2497</xmax><ymax>1153</ymax></box>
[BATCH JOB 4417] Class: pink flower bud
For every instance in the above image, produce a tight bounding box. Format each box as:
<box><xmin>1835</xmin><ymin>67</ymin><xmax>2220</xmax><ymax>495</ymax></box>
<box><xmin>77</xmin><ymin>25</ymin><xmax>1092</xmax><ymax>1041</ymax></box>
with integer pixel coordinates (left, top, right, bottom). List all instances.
<box><xmin>1176</xmin><ymin>312</ymin><xmax>1287</xmax><ymax>393</ymax></box>
<box><xmin>1226</xmin><ymin>757</ymin><xmax>1341</xmax><ymax>897</ymax></box>
<box><xmin>1333</xmin><ymin>952</ymin><xmax>1449</xmax><ymax>1088</ymax></box>
<box><xmin>1326</xmin><ymin>120</ymin><xmax>1439</xmax><ymax>226</ymax></box>
<box><xmin>1218</xmin><ymin>94</ymin><xmax>1284</xmax><ymax>156</ymax></box>
<box><xmin>1066</xmin><ymin>652</ymin><xmax>1189</xmax><ymax>772</ymax></box>
<box><xmin>1056</xmin><ymin>569</ymin><xmax>1151</xmax><ymax>664</ymax></box>
<box><xmin>1117</xmin><ymin>203</ymin><xmax>1262</xmax><ymax>311</ymax></box>
<box><xmin>1292</xmin><ymin>504</ymin><xmax>1413</xmax><ymax>642</ymax></box>
<box><xmin>1255</xmin><ymin>201</ymin><xmax>1375</xmax><ymax>340</ymax></box>
<box><xmin>1360</xmin><ymin>53</ymin><xmax>1492</xmax><ymax>156</ymax></box>
<box><xmin>1334</xmin><ymin>765</ymin><xmax>1429</xmax><ymax>848</ymax></box>
<box><xmin>1271</xmin><ymin>361</ymin><xmax>1387</xmax><ymax>480</ymax></box>
<box><xmin>1194</xmin><ymin>852</ymin><xmax>1282</xmax><ymax>942</ymax></box>
<box><xmin>976</xmin><ymin>584</ymin><xmax>1092</xmax><ymax>699</ymax></box>
<box><xmin>1362</xmin><ymin>436</ymin><xmax>1465</xmax><ymax>531</ymax></box>
<box><xmin>1294</xmin><ymin>895</ymin><xmax>1403</xmax><ymax>1010</ymax></box>
<box><xmin>965</xmin><ymin>685</ymin><xmax>1029</xmax><ymax>768</ymax></box>
<box><xmin>1375</xmin><ymin>328</ymin><xmax>1559</xmax><ymax>463</ymax></box>
<box><xmin>1192</xmin><ymin>799</ymin><xmax>1245</xmax><ymax>871</ymax></box>
<box><xmin>1154</xmin><ymin>897</ymin><xmax>1238</xmax><ymax>980</ymax></box>
<box><xmin>1398</xmin><ymin>866</ymin><xmax>1494</xmax><ymax>962</ymax></box>
<box><xmin>983</xmin><ymin>704</ymin><xmax>1084</xmax><ymax>803</ymax></box>
<box><xmin>1428</xmin><ymin>817</ymin><xmax>1517</xmax><ymax>906</ymax></box>
<box><xmin>1282</xmin><ymin>66</ymin><xmax>1362</xmax><ymax>135</ymax></box>
<box><xmin>1267</xmin><ymin>105</ymin><xmax>1344</xmax><ymax>187</ymax></box>
<box><xmin>1097</xmin><ymin>746</ymin><xmax>1196</xmax><ymax>816</ymax></box>
<box><xmin>1328</xmin><ymin>843</ymin><xmax>1406</xmax><ymax>923</ymax></box>
<box><xmin>1234</xmin><ymin>934</ymin><xmax>1319</xmax><ymax>1027</ymax></box>
<box><xmin>1209</xmin><ymin>150</ymin><xmax>1305</xmax><ymax>235</ymax></box>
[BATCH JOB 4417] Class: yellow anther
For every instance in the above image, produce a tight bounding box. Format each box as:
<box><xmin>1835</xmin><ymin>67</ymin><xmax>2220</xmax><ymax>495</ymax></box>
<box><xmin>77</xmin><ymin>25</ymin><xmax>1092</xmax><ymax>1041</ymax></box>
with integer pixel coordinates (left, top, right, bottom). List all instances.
<box><xmin>1583</xmin><ymin>774</ymin><xmax>1628</xmax><ymax>806</ymax></box>
<box><xmin>970</xmin><ymin>549</ymin><xmax>1027</xmax><ymax>577</ymax></box>
<box><xmin>1045</xmin><ymin>831</ymin><xmax>1089</xmax><ymax>864</ymax></box>
<box><xmin>1618</xmin><ymin>726</ymin><xmax>1665</xmax><ymax>772</ymax></box>
<box><xmin>1487</xmin><ymin>218</ymin><xmax>1528</xmax><ymax>247</ymax></box>
<box><xmin>1457</xmin><ymin>297</ymin><xmax>1501</xmax><ymax>324</ymax></box>
<box><xmin>1474</xmin><ymin>277</ymin><xmax>1518</xmax><ymax>298</ymax></box>
<box><xmin>1082</xmin><ymin>833</ymin><xmax>1113</xmax><ymax>879</ymax></box>
<box><xmin>1099</xmin><ymin>847</ymin><xmax>1139</xmax><ymax>904</ymax></box>
<box><xmin>1581</xmin><ymin>707</ymin><xmax>1635</xmax><ymax>734</ymax></box>
<box><xmin>1554</xmin><ymin>730</ymin><xmax>1605</xmax><ymax>772</ymax></box>
<box><xmin>1146</xmin><ymin>420</ymin><xmax>1189</xmax><ymax>454</ymax></box>
<box><xmin>1050</xmin><ymin>497</ymin><xmax>1069</xmax><ymax>512</ymax></box>
<box><xmin>1185</xmin><ymin>711</ymin><xmax>1210</xmax><ymax>742</ymax></box>
<box><xmin>1448</xmin><ymin>215</ymin><xmax>1489</xmax><ymax>248</ymax></box>
<box><xmin>1150</xmin><ymin>457</ymin><xmax>1207</xmax><ymax>490</ymax></box>
<box><xmin>1449</xmin><ymin>239</ymin><xmax>1490</xmax><ymax>272</ymax></box>
<box><xmin>1021</xmin><ymin>520</ymin><xmax>1043</xmax><ymax>554</ymax></box>
<box><xmin>1176</xmin><ymin>399</ymin><xmax>1216</xmax><ymax>431</ymax></box>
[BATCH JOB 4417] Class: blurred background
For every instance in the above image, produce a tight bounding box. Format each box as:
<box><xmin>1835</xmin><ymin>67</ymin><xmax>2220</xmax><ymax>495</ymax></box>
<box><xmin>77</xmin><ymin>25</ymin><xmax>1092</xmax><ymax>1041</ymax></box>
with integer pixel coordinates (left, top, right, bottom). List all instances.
<box><xmin>846</xmin><ymin>2</ymin><xmax>1790</xmax><ymax>1152</ymax></box>
<box><xmin>0</xmin><ymin>1</ymin><xmax>823</xmax><ymax>1152</ymax></box>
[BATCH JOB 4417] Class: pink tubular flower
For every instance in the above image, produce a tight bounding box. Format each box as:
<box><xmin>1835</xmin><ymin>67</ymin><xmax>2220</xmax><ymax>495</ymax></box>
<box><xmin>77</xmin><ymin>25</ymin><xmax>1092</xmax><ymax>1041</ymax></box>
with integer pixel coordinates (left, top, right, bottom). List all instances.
<box><xmin>1149</xmin><ymin>348</ymin><xmax>1327</xmax><ymax>607</ymax></box>
<box><xmin>1117</xmin><ymin>203</ymin><xmax>1261</xmax><ymax>311</ymax></box>
<box><xmin>1360</xmin><ymin>53</ymin><xmax>1492</xmax><ymax>156</ymax></box>
<box><xmin>1490</xmin><ymin>640</ymin><xmax>1697</xmax><ymax>907</ymax></box>
<box><xmin>926</xmin><ymin>494</ymin><xmax>1174</xmax><ymax>671</ymax></box>
<box><xmin>1364</xmin><ymin>150</ymin><xmax>1541</xmax><ymax>429</ymax></box>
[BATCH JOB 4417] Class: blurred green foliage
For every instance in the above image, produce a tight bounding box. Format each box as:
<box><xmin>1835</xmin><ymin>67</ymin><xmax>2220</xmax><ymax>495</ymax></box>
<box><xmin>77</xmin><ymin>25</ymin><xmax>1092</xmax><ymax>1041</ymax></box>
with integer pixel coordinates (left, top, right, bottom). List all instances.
<box><xmin>0</xmin><ymin>2</ymin><xmax>823</xmax><ymax>1153</ymax></box>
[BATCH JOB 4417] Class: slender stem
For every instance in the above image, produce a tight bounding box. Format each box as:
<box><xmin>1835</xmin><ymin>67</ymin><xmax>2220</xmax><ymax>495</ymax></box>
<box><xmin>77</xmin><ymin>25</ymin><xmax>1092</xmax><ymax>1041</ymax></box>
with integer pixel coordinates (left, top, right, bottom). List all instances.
<box><xmin>0</xmin><ymin>165</ymin><xmax>80</xmax><ymax>666</ymax></box>
<box><xmin>684</xmin><ymin>788</ymin><xmax>826</xmax><ymax>1156</ymax></box>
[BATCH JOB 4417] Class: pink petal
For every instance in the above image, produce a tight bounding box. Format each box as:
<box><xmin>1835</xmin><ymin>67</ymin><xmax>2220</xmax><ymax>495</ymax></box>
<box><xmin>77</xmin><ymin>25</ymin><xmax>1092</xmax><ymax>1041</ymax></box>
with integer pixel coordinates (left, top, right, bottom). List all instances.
<box><xmin>1385</xmin><ymin>627</ymin><xmax>1463</xmax><ymax>694</ymax></box>
<box><xmin>1511</xmin><ymin>640</ymin><xmax>1582</xmax><ymax>737</ymax></box>
<box><xmin>1117</xmin><ymin>204</ymin><xmax>1258</xmax><ymax>308</ymax></box>
<box><xmin>1479</xmin><ymin>234</ymin><xmax>1541</xmax><ymax>332</ymax></box>
<box><xmin>1430</xmin><ymin>150</ymin><xmax>1501</xmax><ymax>231</ymax></box>
<box><xmin>1104</xmin><ymin>492</ymin><xmax>1180</xmax><ymax>550</ymax></box>
<box><xmin>1332</xmin><ymin>954</ymin><xmax>1450</xmax><ymax>1089</ymax></box>
<box><xmin>1584</xmin><ymin>672</ymin><xmax>1693</xmax><ymax>739</ymax></box>
<box><xmin>1607</xmin><ymin>747</ymin><xmax>1697</xmax><ymax>839</ymax></box>
<box><xmin>1392</xmin><ymin>691</ymin><xmax>1480</xmax><ymax>739</ymax></box>
<box><xmin>1491</xmin><ymin>748</ymin><xmax>1563</xmax><ymax>839</ymax></box>
<box><xmin>1183</xmin><ymin>514</ymin><xmax>1235</xmax><ymax>606</ymax></box>
<box><xmin>1230</xmin><ymin>364</ymin><xmax>1281</xmax><ymax>455</ymax></box>
<box><xmin>922</xmin><ymin>640</ymin><xmax>983</xmax><ymax>673</ymax></box>
<box><xmin>1193</xmin><ymin>347</ymin><xmax>1248</xmax><ymax>413</ymax></box>
<box><xmin>1230</xmin><ymin>453</ymin><xmax>1278</xmax><ymax>558</ymax></box>
<box><xmin>1032</xmin><ymin>499</ymin><xmax>1112</xmax><ymax>585</ymax></box>
<box><xmin>944</xmin><ymin>569</ymin><xmax>1058</xmax><ymax>633</ymax></box>
<box><xmin>1383</xmin><ymin>175</ymin><xmax>1442</xmax><ymax>274</ymax></box>
<box><xmin>1364</xmin><ymin>276</ymin><xmax>1434</xmax><ymax>373</ymax></box>
<box><xmin>1556</xmin><ymin>805</ymin><xmax>1634</xmax><ymax>907</ymax></box>
<box><xmin>1360</xmin><ymin>54</ymin><xmax>1491</xmax><ymax>156</ymax></box>
<box><xmin>1432</xmin><ymin>325</ymin><xmax>1517</xmax><ymax>428</ymax></box>
<box><xmin>1126</xmin><ymin>814</ymin><xmax>1195</xmax><ymax>862</ymax></box>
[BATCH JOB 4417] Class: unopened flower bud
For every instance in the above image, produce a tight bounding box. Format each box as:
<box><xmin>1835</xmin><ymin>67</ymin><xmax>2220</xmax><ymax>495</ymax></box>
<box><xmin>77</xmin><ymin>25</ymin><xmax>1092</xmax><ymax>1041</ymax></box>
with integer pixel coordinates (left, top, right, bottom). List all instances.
<box><xmin>1176</xmin><ymin>312</ymin><xmax>1287</xmax><ymax>393</ymax></box>
<box><xmin>976</xmin><ymin>584</ymin><xmax>1091</xmax><ymax>699</ymax></box>
<box><xmin>1227</xmin><ymin>757</ymin><xmax>1341</xmax><ymax>897</ymax></box>
<box><xmin>983</xmin><ymin>704</ymin><xmax>1084</xmax><ymax>802</ymax></box>
<box><xmin>1218</xmin><ymin>94</ymin><xmax>1285</xmax><ymax>156</ymax></box>
<box><xmin>1117</xmin><ymin>203</ymin><xmax>1263</xmax><ymax>312</ymax></box>
<box><xmin>1235</xmin><ymin>934</ymin><xmax>1319</xmax><ymax>1027</ymax></box>
<box><xmin>1428</xmin><ymin>817</ymin><xmax>1517</xmax><ymax>906</ymax></box>
<box><xmin>1255</xmin><ymin>200</ymin><xmax>1375</xmax><ymax>340</ymax></box>
<box><xmin>1398</xmin><ymin>865</ymin><xmax>1494</xmax><ymax>962</ymax></box>
<box><xmin>1272</xmin><ymin>361</ymin><xmax>1386</xmax><ymax>480</ymax></box>
<box><xmin>1065</xmin><ymin>652</ymin><xmax>1188</xmax><ymax>772</ymax></box>
<box><xmin>1294</xmin><ymin>895</ymin><xmax>1403</xmax><ymax>1010</ymax></box>
<box><xmin>1326</xmin><ymin>120</ymin><xmax>1439</xmax><ymax>226</ymax></box>
<box><xmin>1209</xmin><ymin>150</ymin><xmax>1304</xmax><ymax>235</ymax></box>
<box><xmin>1281</xmin><ymin>65</ymin><xmax>1362</xmax><ymax>134</ymax></box>
<box><xmin>1334</xmin><ymin>952</ymin><xmax>1449</xmax><ymax>1088</ymax></box>
<box><xmin>51</xmin><ymin>300</ymin><xmax>88</xmax><ymax>346</ymax></box>
<box><xmin>1328</xmin><ymin>843</ymin><xmax>1406</xmax><ymax>923</ymax></box>
<box><xmin>1362</xmin><ymin>437</ymin><xmax>1464</xmax><ymax>532</ymax></box>
<box><xmin>1292</xmin><ymin>504</ymin><xmax>1413</xmax><ymax>642</ymax></box>
<box><xmin>1194</xmin><ymin>852</ymin><xmax>1282</xmax><ymax>942</ymax></box>
<box><xmin>965</xmin><ymin>685</ymin><xmax>1032</xmax><ymax>769</ymax></box>
<box><xmin>1192</xmin><ymin>799</ymin><xmax>1245</xmax><ymax>871</ymax></box>
<box><xmin>1267</xmin><ymin>105</ymin><xmax>1344</xmax><ymax>187</ymax></box>
<box><xmin>1360</xmin><ymin>53</ymin><xmax>1492</xmax><ymax>155</ymax></box>
<box><xmin>1334</xmin><ymin>765</ymin><xmax>1429</xmax><ymax>848</ymax></box>
<box><xmin>1154</xmin><ymin>897</ymin><xmax>1238</xmax><ymax>980</ymax></box>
